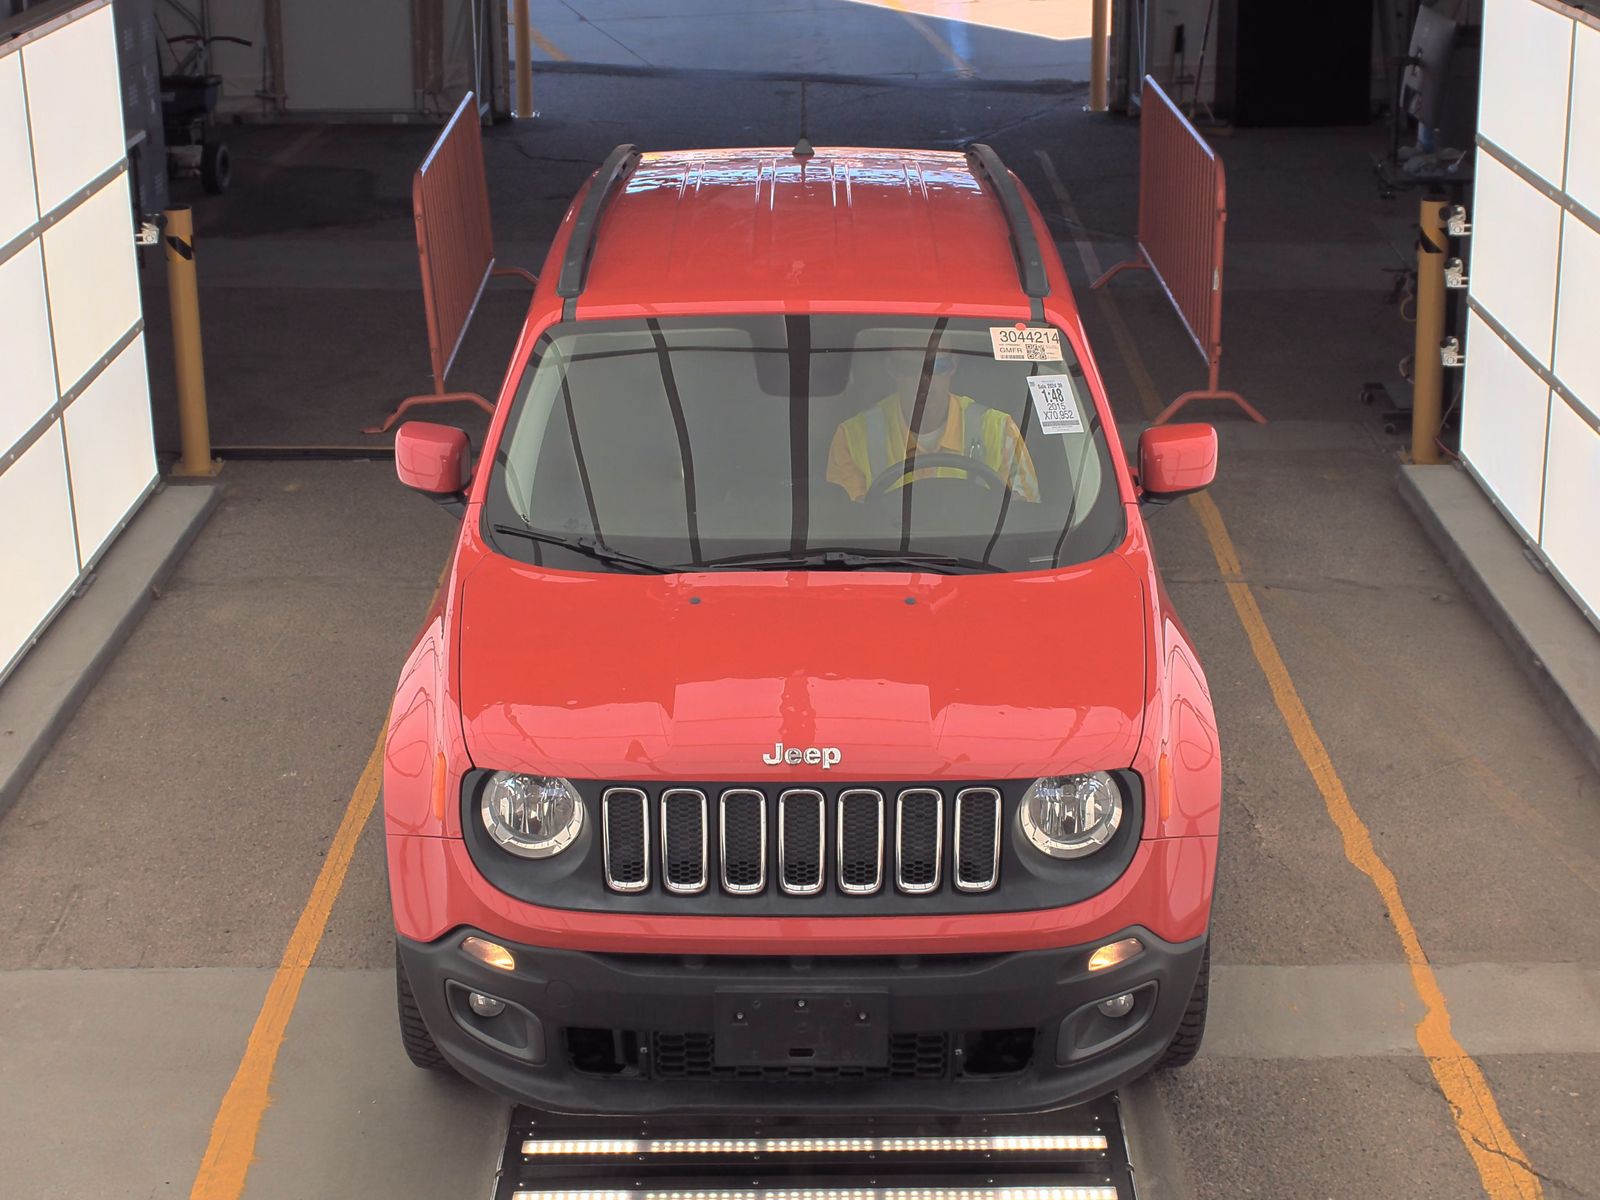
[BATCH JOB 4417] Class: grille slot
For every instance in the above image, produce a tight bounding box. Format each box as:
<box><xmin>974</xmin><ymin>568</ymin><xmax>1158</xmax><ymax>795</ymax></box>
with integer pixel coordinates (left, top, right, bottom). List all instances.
<box><xmin>649</xmin><ymin>1032</ymin><xmax>949</xmax><ymax>1080</ymax></box>
<box><xmin>778</xmin><ymin>789</ymin><xmax>825</xmax><ymax>895</ymax></box>
<box><xmin>837</xmin><ymin>789</ymin><xmax>885</xmax><ymax>895</ymax></box>
<box><xmin>601</xmin><ymin>788</ymin><xmax>649</xmax><ymax>893</ymax></box>
<box><xmin>895</xmin><ymin>788</ymin><xmax>943</xmax><ymax>893</ymax></box>
<box><xmin>660</xmin><ymin>789</ymin><xmax>708</xmax><ymax>894</ymax></box>
<box><xmin>719</xmin><ymin>789</ymin><xmax>766</xmax><ymax>894</ymax></box>
<box><xmin>954</xmin><ymin>787</ymin><xmax>1001</xmax><ymax>892</ymax></box>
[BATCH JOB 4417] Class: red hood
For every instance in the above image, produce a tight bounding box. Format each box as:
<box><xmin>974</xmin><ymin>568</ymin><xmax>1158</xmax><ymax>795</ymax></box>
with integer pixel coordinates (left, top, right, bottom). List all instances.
<box><xmin>456</xmin><ymin>555</ymin><xmax>1148</xmax><ymax>781</ymax></box>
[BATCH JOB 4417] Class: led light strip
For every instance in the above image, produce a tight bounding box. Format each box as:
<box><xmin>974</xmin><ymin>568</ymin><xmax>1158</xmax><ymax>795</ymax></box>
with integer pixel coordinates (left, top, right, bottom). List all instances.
<box><xmin>521</xmin><ymin>1134</ymin><xmax>1108</xmax><ymax>1156</ymax></box>
<box><xmin>510</xmin><ymin>1189</ymin><xmax>1120</xmax><ymax>1200</ymax></box>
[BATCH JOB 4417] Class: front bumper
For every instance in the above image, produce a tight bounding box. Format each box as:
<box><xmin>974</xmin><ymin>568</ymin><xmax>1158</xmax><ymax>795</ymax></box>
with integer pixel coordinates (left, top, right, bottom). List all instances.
<box><xmin>397</xmin><ymin>926</ymin><xmax>1206</xmax><ymax>1115</ymax></box>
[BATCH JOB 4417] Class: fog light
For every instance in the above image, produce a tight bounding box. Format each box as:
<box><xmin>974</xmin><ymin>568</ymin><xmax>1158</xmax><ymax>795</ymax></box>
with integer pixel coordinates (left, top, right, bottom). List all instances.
<box><xmin>1096</xmin><ymin>992</ymin><xmax>1136</xmax><ymax>1019</ymax></box>
<box><xmin>462</xmin><ymin>935</ymin><xmax>516</xmax><ymax>971</ymax></box>
<box><xmin>468</xmin><ymin>991</ymin><xmax>507</xmax><ymax>1018</ymax></box>
<box><xmin>1087</xmin><ymin>936</ymin><xmax>1142</xmax><ymax>971</ymax></box>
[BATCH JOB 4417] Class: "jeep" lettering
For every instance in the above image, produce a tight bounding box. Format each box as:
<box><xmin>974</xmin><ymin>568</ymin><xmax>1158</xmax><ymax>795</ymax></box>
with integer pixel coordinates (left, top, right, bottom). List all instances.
<box><xmin>761</xmin><ymin>742</ymin><xmax>841</xmax><ymax>770</ymax></box>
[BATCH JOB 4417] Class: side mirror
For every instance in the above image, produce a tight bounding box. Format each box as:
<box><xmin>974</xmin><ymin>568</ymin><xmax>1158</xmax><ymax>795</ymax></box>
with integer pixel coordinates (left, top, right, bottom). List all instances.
<box><xmin>1138</xmin><ymin>423</ymin><xmax>1217</xmax><ymax>504</ymax></box>
<box><xmin>395</xmin><ymin>421</ymin><xmax>472</xmax><ymax>512</ymax></box>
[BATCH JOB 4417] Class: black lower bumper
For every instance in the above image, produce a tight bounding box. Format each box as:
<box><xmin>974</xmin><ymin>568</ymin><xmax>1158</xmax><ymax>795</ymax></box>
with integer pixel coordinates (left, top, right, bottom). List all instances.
<box><xmin>397</xmin><ymin>927</ymin><xmax>1206</xmax><ymax>1115</ymax></box>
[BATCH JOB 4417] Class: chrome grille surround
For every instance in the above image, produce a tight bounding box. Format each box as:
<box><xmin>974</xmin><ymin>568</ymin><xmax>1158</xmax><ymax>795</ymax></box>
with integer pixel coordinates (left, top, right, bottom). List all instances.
<box><xmin>777</xmin><ymin>788</ymin><xmax>826</xmax><ymax>895</ymax></box>
<box><xmin>660</xmin><ymin>788</ymin><xmax>708</xmax><ymax>895</ymax></box>
<box><xmin>718</xmin><ymin>788</ymin><xmax>767</xmax><ymax>894</ymax></box>
<box><xmin>894</xmin><ymin>787</ymin><xmax>944</xmax><ymax>894</ymax></box>
<box><xmin>836</xmin><ymin>788</ymin><xmax>885</xmax><ymax>895</ymax></box>
<box><xmin>953</xmin><ymin>787</ymin><xmax>1002</xmax><ymax>892</ymax></box>
<box><xmin>601</xmin><ymin>787</ymin><xmax>649</xmax><ymax>893</ymax></box>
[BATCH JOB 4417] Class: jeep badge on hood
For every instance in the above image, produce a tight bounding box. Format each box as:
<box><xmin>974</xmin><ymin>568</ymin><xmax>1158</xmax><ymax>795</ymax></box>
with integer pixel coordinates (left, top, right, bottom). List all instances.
<box><xmin>763</xmin><ymin>742</ymin><xmax>842</xmax><ymax>769</ymax></box>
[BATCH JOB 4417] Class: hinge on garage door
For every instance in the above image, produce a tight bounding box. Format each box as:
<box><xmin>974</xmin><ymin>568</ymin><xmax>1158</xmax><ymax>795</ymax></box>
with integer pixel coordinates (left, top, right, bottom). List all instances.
<box><xmin>135</xmin><ymin>219</ymin><xmax>161</xmax><ymax>247</ymax></box>
<box><xmin>1446</xmin><ymin>204</ymin><xmax>1471</xmax><ymax>237</ymax></box>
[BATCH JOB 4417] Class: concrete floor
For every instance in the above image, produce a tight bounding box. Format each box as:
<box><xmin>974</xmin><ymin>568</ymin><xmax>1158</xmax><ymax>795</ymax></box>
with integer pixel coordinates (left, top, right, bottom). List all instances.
<box><xmin>4</xmin><ymin>4</ymin><xmax>1600</xmax><ymax>1198</ymax></box>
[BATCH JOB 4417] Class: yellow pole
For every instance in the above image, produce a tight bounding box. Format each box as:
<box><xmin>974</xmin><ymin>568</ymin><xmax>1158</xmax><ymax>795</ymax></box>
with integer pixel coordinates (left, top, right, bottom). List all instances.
<box><xmin>1089</xmin><ymin>0</ymin><xmax>1110</xmax><ymax>112</ymax></box>
<box><xmin>513</xmin><ymin>0</ymin><xmax>533</xmax><ymax>118</ymax></box>
<box><xmin>164</xmin><ymin>206</ymin><xmax>220</xmax><ymax>479</ymax></box>
<box><xmin>1411</xmin><ymin>195</ymin><xmax>1450</xmax><ymax>465</ymax></box>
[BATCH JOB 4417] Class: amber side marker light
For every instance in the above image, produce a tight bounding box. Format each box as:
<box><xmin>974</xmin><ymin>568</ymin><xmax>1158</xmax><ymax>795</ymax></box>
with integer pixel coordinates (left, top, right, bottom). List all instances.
<box><xmin>462</xmin><ymin>936</ymin><xmax>517</xmax><ymax>971</ymax></box>
<box><xmin>1087</xmin><ymin>937</ymin><xmax>1142</xmax><ymax>972</ymax></box>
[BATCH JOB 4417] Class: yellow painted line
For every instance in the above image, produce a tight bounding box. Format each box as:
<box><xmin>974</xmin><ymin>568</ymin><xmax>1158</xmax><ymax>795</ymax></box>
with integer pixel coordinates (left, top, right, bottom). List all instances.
<box><xmin>1067</xmin><ymin>204</ymin><xmax>1543</xmax><ymax>1194</ymax></box>
<box><xmin>531</xmin><ymin>26</ymin><xmax>568</xmax><ymax>63</ymax></box>
<box><xmin>190</xmin><ymin>559</ymin><xmax>451</xmax><ymax>1200</ymax></box>
<box><xmin>1187</xmin><ymin>492</ymin><xmax>1543</xmax><ymax>1199</ymax></box>
<box><xmin>188</xmin><ymin>730</ymin><xmax>385</xmax><ymax>1200</ymax></box>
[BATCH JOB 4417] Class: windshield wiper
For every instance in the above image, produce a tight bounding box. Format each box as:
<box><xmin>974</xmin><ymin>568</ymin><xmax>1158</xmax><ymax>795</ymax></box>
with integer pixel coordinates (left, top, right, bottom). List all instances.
<box><xmin>491</xmin><ymin>524</ymin><xmax>675</xmax><ymax>574</ymax></box>
<box><xmin>692</xmin><ymin>547</ymin><xmax>1004</xmax><ymax>574</ymax></box>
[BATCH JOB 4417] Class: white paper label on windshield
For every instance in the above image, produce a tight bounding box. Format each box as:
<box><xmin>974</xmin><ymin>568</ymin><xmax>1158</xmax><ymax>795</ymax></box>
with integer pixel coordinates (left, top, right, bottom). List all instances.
<box><xmin>990</xmin><ymin>324</ymin><xmax>1063</xmax><ymax>361</ymax></box>
<box><xmin>1026</xmin><ymin>374</ymin><xmax>1085</xmax><ymax>435</ymax></box>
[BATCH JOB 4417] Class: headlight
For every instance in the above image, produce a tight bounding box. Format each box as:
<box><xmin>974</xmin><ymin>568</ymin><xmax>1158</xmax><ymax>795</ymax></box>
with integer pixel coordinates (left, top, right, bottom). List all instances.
<box><xmin>480</xmin><ymin>773</ymin><xmax>584</xmax><ymax>858</ymax></box>
<box><xmin>1019</xmin><ymin>773</ymin><xmax>1123</xmax><ymax>858</ymax></box>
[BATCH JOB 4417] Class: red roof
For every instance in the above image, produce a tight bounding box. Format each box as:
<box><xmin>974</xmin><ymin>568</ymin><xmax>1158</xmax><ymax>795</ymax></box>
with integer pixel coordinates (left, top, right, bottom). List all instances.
<box><xmin>574</xmin><ymin>147</ymin><xmax>1044</xmax><ymax>318</ymax></box>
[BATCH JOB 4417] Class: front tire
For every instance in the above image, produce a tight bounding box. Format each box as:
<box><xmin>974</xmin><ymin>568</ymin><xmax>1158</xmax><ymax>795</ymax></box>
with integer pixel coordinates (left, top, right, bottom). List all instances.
<box><xmin>395</xmin><ymin>944</ymin><xmax>451</xmax><ymax>1071</ymax></box>
<box><xmin>1156</xmin><ymin>943</ymin><xmax>1209</xmax><ymax>1070</ymax></box>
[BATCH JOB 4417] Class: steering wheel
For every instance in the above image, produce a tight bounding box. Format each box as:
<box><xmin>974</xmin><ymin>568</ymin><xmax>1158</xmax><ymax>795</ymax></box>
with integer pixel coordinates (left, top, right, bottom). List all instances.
<box><xmin>865</xmin><ymin>451</ymin><xmax>1010</xmax><ymax>501</ymax></box>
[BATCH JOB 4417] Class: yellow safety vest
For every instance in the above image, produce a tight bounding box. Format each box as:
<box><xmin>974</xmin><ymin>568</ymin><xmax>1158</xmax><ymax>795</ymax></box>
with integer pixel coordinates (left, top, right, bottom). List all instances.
<box><xmin>839</xmin><ymin>394</ymin><xmax>1017</xmax><ymax>493</ymax></box>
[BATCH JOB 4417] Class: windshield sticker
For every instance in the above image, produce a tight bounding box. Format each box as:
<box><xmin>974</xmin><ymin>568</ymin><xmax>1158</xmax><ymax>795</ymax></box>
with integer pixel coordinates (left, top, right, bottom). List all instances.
<box><xmin>1026</xmin><ymin>374</ymin><xmax>1085</xmax><ymax>435</ymax></box>
<box><xmin>990</xmin><ymin>324</ymin><xmax>1063</xmax><ymax>361</ymax></box>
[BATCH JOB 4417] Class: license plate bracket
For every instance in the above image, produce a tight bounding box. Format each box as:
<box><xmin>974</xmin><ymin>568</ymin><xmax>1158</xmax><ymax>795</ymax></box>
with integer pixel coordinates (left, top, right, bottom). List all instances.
<box><xmin>713</xmin><ymin>990</ymin><xmax>890</xmax><ymax>1068</ymax></box>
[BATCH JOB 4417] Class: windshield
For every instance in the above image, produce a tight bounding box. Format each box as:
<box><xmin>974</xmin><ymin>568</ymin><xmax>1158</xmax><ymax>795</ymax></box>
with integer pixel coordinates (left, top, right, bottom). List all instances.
<box><xmin>483</xmin><ymin>315</ymin><xmax>1125</xmax><ymax>574</ymax></box>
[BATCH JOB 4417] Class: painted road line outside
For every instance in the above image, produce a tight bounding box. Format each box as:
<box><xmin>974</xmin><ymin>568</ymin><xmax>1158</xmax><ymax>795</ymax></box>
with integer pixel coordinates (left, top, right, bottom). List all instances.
<box><xmin>883</xmin><ymin>0</ymin><xmax>976</xmax><ymax>77</ymax></box>
<box><xmin>187</xmin><ymin>729</ymin><xmax>385</xmax><ymax>1200</ymax></box>
<box><xmin>532</xmin><ymin>25</ymin><xmax>568</xmax><ymax>62</ymax></box>
<box><xmin>1038</xmin><ymin>146</ymin><xmax>1543</xmax><ymax>1199</ymax></box>
<box><xmin>189</xmin><ymin>561</ymin><xmax>451</xmax><ymax>1200</ymax></box>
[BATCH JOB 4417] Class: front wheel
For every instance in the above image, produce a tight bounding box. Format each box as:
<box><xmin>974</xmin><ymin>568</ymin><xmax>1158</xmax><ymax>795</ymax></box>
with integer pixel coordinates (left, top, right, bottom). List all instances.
<box><xmin>395</xmin><ymin>944</ymin><xmax>451</xmax><ymax>1071</ymax></box>
<box><xmin>1156</xmin><ymin>943</ymin><xmax>1209</xmax><ymax>1070</ymax></box>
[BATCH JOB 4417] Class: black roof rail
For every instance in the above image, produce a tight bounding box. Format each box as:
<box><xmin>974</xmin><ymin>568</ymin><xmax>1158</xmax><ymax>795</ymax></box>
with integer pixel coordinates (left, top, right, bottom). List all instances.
<box><xmin>556</xmin><ymin>143</ymin><xmax>642</xmax><ymax>318</ymax></box>
<box><xmin>965</xmin><ymin>143</ymin><xmax>1049</xmax><ymax>320</ymax></box>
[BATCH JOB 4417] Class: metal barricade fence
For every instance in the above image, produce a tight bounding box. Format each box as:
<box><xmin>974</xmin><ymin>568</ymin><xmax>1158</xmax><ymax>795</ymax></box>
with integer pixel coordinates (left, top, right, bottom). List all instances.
<box><xmin>1093</xmin><ymin>76</ymin><xmax>1264</xmax><ymax>425</ymax></box>
<box><xmin>367</xmin><ymin>92</ymin><xmax>535</xmax><ymax>434</ymax></box>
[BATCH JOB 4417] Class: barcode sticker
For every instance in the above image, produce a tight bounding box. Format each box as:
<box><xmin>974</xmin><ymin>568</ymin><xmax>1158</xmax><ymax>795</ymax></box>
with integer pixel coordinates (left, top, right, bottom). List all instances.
<box><xmin>1026</xmin><ymin>375</ymin><xmax>1085</xmax><ymax>435</ymax></box>
<box><xmin>990</xmin><ymin>324</ymin><xmax>1063</xmax><ymax>361</ymax></box>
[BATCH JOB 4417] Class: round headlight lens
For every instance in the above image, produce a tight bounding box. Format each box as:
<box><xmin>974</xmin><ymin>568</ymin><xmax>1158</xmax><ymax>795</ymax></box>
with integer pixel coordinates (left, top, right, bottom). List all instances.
<box><xmin>1019</xmin><ymin>772</ymin><xmax>1123</xmax><ymax>858</ymax></box>
<box><xmin>480</xmin><ymin>773</ymin><xmax>584</xmax><ymax>858</ymax></box>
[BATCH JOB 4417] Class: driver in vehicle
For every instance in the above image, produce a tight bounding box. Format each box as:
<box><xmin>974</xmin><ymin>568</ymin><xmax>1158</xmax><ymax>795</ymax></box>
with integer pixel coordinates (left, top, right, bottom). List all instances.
<box><xmin>826</xmin><ymin>348</ymin><xmax>1041</xmax><ymax>503</ymax></box>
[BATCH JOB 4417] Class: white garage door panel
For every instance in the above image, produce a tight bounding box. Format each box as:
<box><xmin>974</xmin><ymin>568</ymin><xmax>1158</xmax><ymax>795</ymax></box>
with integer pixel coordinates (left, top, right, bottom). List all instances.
<box><xmin>20</xmin><ymin>5</ymin><xmax>125</xmax><ymax>213</ymax></box>
<box><xmin>62</xmin><ymin>334</ymin><xmax>156</xmax><ymax>564</ymax></box>
<box><xmin>41</xmin><ymin>171</ymin><xmax>140</xmax><ymax>392</ymax></box>
<box><xmin>0</xmin><ymin>55</ymin><xmax>37</xmax><ymax>246</ymax></box>
<box><xmin>0</xmin><ymin>430</ymin><xmax>80</xmax><ymax>672</ymax></box>
<box><xmin>1480</xmin><ymin>0</ymin><xmax>1574</xmax><ymax>184</ymax></box>
<box><xmin>1462</xmin><ymin>310</ymin><xmax>1551</xmax><ymax>537</ymax></box>
<box><xmin>1471</xmin><ymin>153</ymin><xmax>1562</xmax><ymax>363</ymax></box>
<box><xmin>1554</xmin><ymin>215</ymin><xmax>1600</xmax><ymax>422</ymax></box>
<box><xmin>1570</xmin><ymin>23</ymin><xmax>1600</xmax><ymax>216</ymax></box>
<box><xmin>0</xmin><ymin>242</ymin><xmax>58</xmax><ymax>453</ymax></box>
<box><xmin>1540</xmin><ymin>400</ymin><xmax>1600</xmax><ymax>615</ymax></box>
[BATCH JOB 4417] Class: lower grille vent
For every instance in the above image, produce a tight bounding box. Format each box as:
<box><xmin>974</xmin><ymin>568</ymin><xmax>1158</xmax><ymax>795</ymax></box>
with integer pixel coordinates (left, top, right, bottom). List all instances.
<box><xmin>650</xmin><ymin>1032</ymin><xmax>950</xmax><ymax>1081</ymax></box>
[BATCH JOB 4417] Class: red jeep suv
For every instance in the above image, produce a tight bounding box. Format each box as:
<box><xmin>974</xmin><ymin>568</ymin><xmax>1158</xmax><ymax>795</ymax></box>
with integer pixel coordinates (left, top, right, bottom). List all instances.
<box><xmin>384</xmin><ymin>144</ymin><xmax>1221</xmax><ymax>1113</ymax></box>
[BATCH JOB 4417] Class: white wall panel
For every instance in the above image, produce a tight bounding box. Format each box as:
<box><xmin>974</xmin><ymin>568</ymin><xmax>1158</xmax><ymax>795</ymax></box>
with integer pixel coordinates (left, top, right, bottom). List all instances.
<box><xmin>0</xmin><ymin>55</ymin><xmax>37</xmax><ymax>246</ymax></box>
<box><xmin>1554</xmin><ymin>215</ymin><xmax>1600</xmax><ymax>422</ymax></box>
<box><xmin>0</xmin><ymin>431</ymin><xmax>80</xmax><ymax>671</ymax></box>
<box><xmin>40</xmin><ymin>171</ymin><xmax>140</xmax><ymax>392</ymax></box>
<box><xmin>0</xmin><ymin>243</ymin><xmax>58</xmax><ymax>453</ymax></box>
<box><xmin>20</xmin><ymin>5</ymin><xmax>124</xmax><ymax>212</ymax></box>
<box><xmin>1569</xmin><ymin>23</ymin><xmax>1600</xmax><ymax>215</ymax></box>
<box><xmin>1539</xmin><ymin>400</ymin><xmax>1600</xmax><ymax>615</ymax></box>
<box><xmin>1461</xmin><ymin>310</ymin><xmax>1552</xmax><ymax>536</ymax></box>
<box><xmin>1471</xmin><ymin>152</ymin><xmax>1562</xmax><ymax>362</ymax></box>
<box><xmin>61</xmin><ymin>335</ymin><xmax>157</xmax><ymax>564</ymax></box>
<box><xmin>1480</xmin><ymin>0</ymin><xmax>1575</xmax><ymax>183</ymax></box>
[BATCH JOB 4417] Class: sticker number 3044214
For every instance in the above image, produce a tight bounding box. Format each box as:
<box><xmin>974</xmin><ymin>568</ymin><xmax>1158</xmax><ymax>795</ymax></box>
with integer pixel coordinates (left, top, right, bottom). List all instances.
<box><xmin>990</xmin><ymin>324</ymin><xmax>1064</xmax><ymax>361</ymax></box>
<box><xmin>1026</xmin><ymin>374</ymin><xmax>1085</xmax><ymax>435</ymax></box>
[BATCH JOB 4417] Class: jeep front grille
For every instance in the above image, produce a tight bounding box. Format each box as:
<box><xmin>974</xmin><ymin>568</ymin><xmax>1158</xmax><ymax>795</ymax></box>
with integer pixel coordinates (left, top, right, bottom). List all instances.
<box><xmin>601</xmin><ymin>785</ymin><xmax>1000</xmax><ymax>897</ymax></box>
